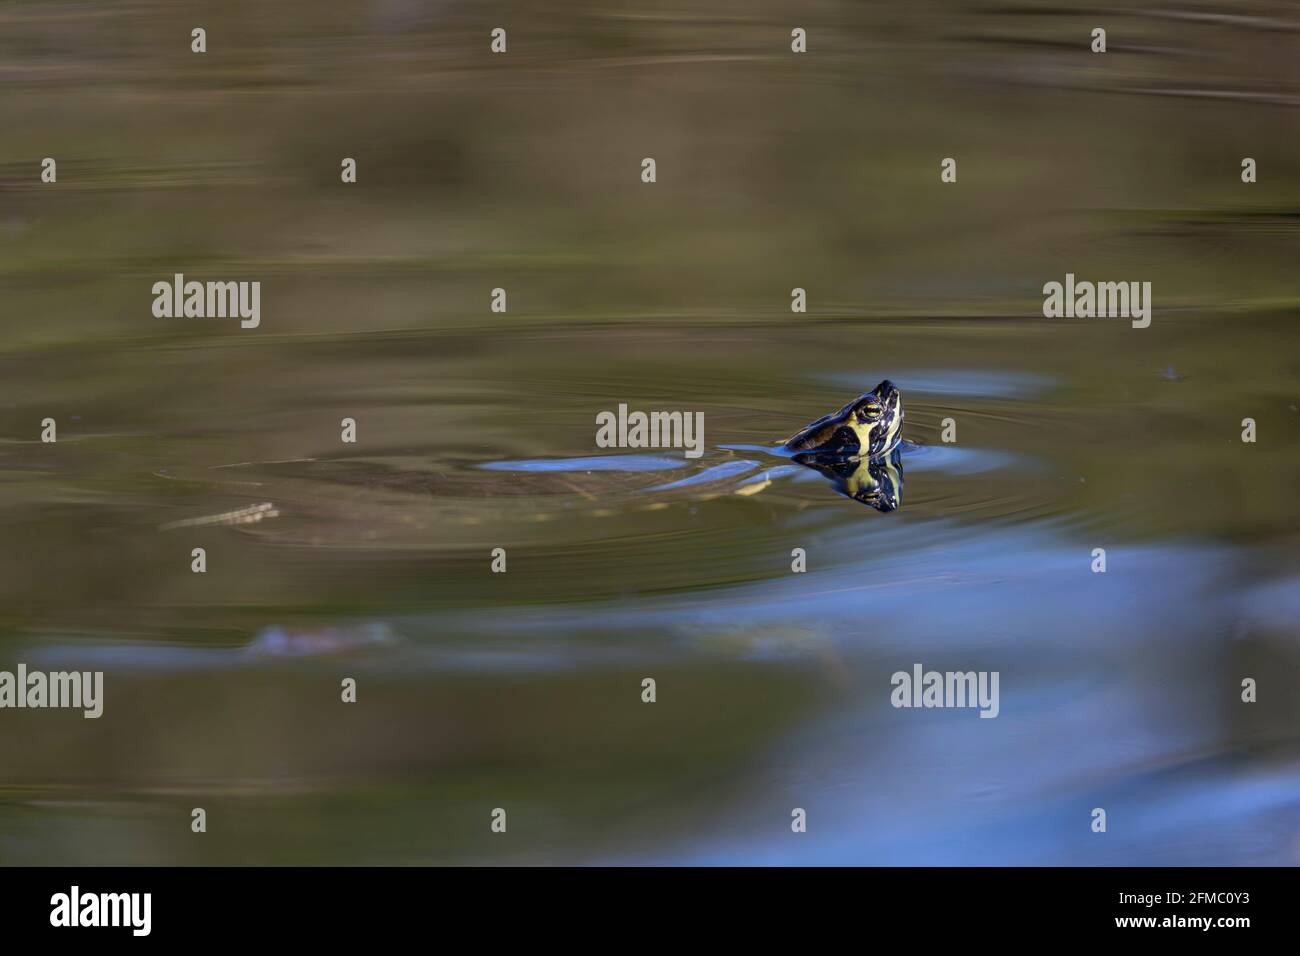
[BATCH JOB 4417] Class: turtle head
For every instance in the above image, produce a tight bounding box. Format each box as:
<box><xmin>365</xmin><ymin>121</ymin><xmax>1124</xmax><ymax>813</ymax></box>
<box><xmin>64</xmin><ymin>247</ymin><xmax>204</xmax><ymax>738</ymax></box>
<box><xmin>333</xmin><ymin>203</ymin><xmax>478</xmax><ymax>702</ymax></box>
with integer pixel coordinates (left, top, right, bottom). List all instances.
<box><xmin>782</xmin><ymin>380</ymin><xmax>904</xmax><ymax>459</ymax></box>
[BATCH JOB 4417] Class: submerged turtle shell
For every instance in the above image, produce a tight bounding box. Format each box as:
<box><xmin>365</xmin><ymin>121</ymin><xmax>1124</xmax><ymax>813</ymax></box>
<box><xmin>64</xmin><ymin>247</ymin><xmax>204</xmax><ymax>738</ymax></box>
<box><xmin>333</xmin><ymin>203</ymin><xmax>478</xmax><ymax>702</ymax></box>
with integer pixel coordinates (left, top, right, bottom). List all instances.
<box><xmin>159</xmin><ymin>450</ymin><xmax>805</xmax><ymax>551</ymax></box>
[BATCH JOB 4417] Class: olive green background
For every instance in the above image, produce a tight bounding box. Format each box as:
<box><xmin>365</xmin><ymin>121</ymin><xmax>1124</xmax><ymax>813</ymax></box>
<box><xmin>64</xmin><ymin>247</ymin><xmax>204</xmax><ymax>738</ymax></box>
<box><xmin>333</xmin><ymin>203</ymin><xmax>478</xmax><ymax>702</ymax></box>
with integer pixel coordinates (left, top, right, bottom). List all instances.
<box><xmin>1</xmin><ymin>1</ymin><xmax>1297</xmax><ymax>864</ymax></box>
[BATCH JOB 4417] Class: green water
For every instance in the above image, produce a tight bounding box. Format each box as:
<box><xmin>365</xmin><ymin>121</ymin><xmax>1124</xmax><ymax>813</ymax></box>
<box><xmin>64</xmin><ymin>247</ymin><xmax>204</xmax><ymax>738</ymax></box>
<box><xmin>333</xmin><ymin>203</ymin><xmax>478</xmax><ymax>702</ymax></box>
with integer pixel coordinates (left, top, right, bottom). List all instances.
<box><xmin>1</xmin><ymin>1</ymin><xmax>1298</xmax><ymax>864</ymax></box>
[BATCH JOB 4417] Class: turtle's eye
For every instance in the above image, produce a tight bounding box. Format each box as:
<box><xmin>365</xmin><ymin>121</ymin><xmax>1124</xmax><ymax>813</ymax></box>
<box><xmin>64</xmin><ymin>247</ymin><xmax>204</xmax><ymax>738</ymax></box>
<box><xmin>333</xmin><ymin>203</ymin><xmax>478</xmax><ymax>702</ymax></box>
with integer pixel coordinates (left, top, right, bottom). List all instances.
<box><xmin>857</xmin><ymin>403</ymin><xmax>883</xmax><ymax>422</ymax></box>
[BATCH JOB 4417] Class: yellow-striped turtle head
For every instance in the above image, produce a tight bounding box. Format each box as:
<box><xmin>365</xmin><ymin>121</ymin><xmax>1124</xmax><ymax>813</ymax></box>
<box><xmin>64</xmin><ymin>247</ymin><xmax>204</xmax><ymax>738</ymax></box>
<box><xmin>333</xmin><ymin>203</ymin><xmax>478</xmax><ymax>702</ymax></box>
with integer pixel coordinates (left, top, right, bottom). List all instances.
<box><xmin>782</xmin><ymin>380</ymin><xmax>904</xmax><ymax>460</ymax></box>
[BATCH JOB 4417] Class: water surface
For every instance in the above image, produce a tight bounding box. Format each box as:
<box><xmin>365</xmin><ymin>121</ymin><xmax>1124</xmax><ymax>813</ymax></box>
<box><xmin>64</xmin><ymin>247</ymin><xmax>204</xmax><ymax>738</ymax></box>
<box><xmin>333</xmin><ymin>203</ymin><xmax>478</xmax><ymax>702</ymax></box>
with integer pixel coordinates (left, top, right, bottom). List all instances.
<box><xmin>1</xmin><ymin>0</ymin><xmax>1298</xmax><ymax>865</ymax></box>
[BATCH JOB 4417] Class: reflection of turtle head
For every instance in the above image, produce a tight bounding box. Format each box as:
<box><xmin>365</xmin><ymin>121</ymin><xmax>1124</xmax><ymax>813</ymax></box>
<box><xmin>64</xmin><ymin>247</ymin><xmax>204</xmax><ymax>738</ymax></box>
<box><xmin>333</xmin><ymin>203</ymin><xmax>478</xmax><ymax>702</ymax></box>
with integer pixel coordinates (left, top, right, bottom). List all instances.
<box><xmin>793</xmin><ymin>447</ymin><xmax>904</xmax><ymax>512</ymax></box>
<box><xmin>782</xmin><ymin>380</ymin><xmax>904</xmax><ymax>459</ymax></box>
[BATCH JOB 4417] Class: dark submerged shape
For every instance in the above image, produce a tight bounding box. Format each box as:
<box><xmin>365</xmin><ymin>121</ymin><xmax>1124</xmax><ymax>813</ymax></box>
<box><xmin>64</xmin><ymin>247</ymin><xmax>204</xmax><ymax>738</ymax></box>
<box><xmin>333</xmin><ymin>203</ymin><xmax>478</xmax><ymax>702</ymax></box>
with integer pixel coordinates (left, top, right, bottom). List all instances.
<box><xmin>782</xmin><ymin>380</ymin><xmax>904</xmax><ymax>460</ymax></box>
